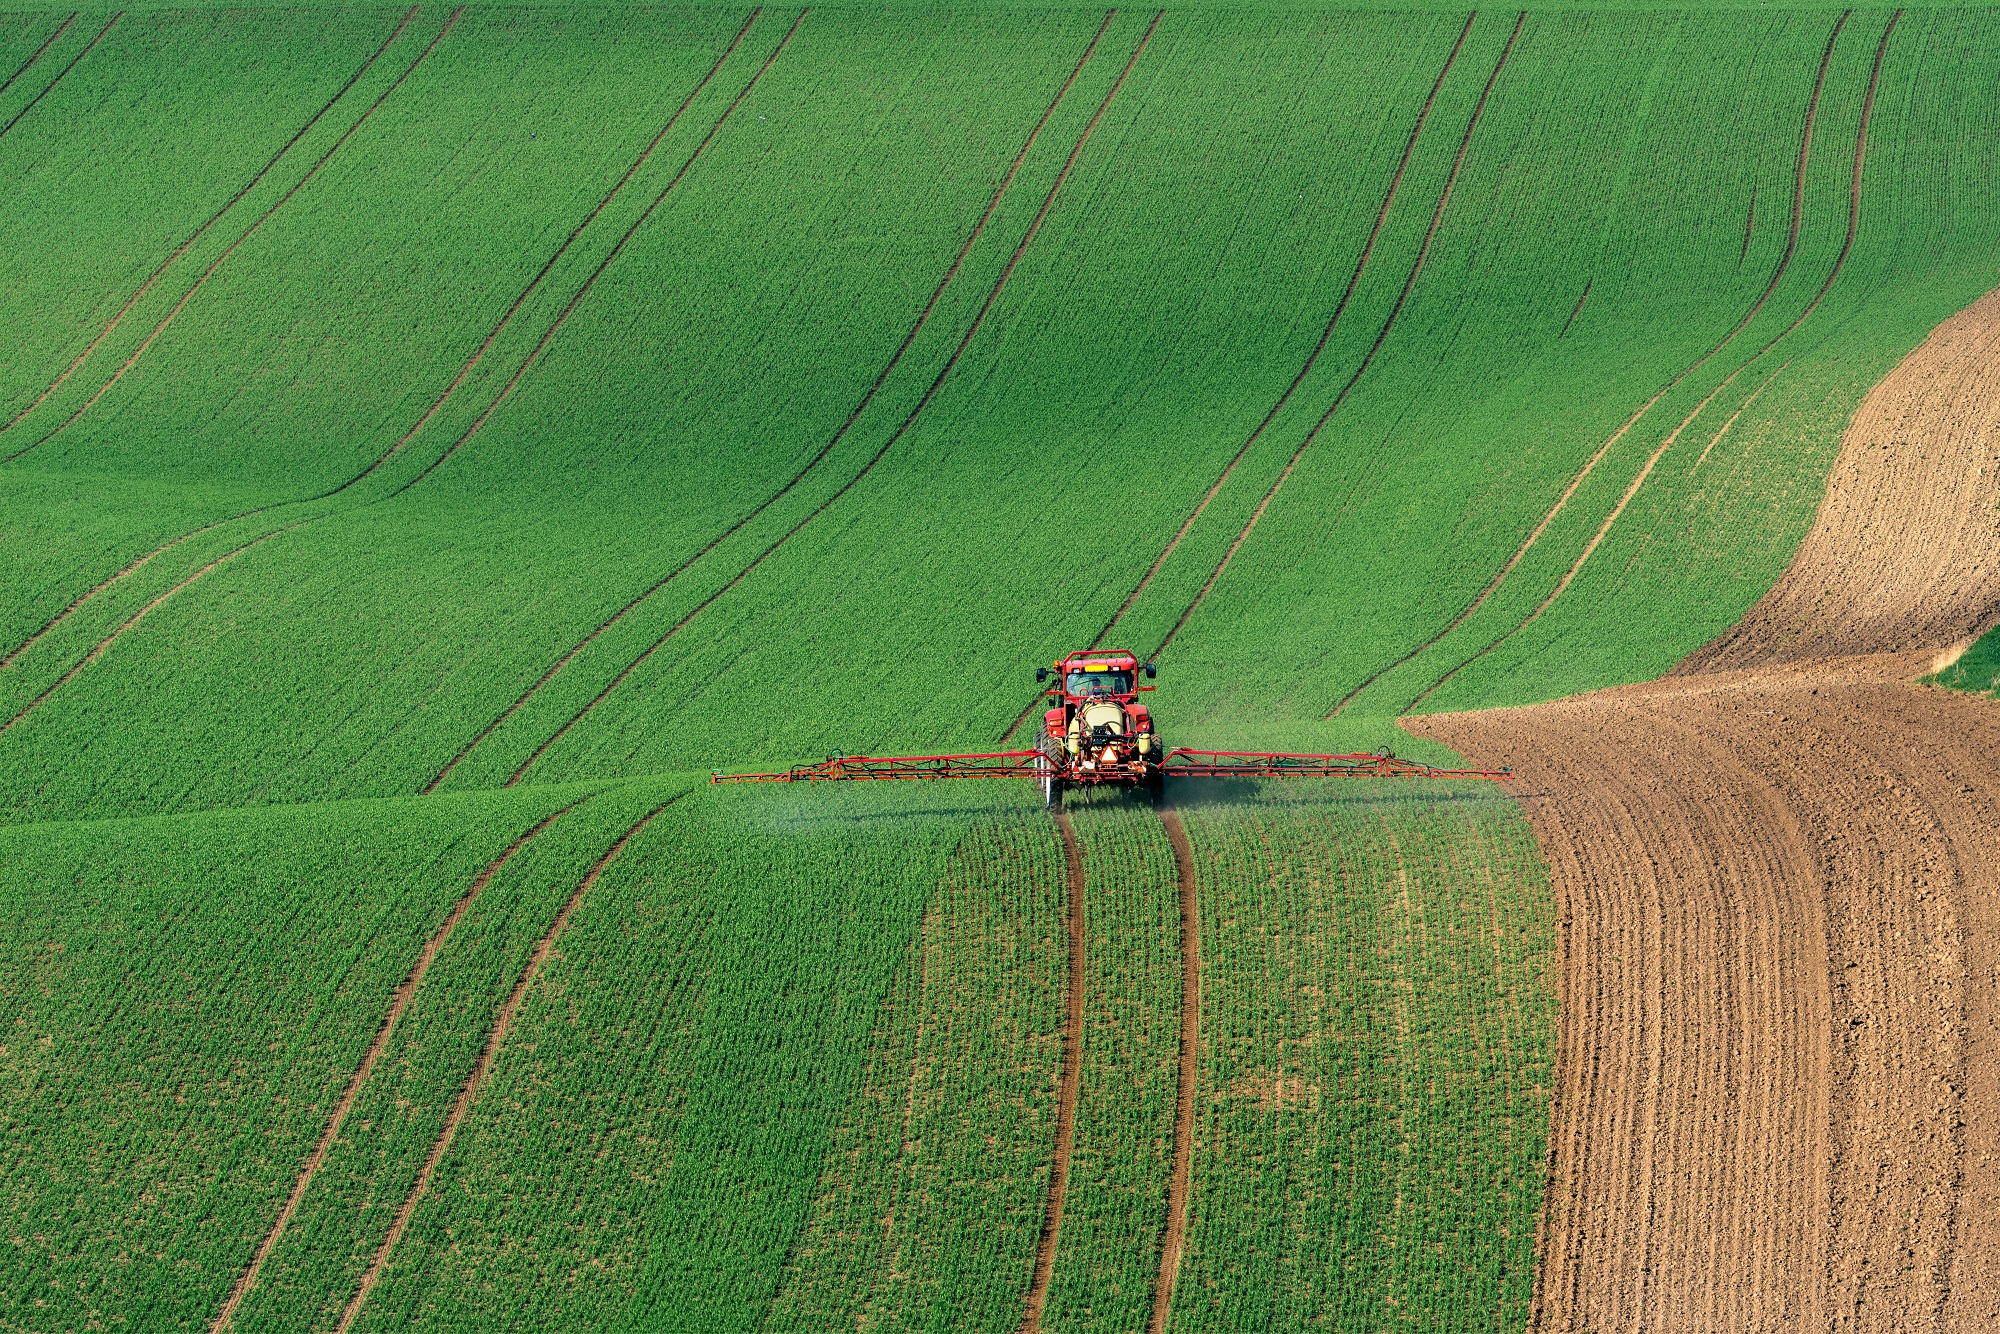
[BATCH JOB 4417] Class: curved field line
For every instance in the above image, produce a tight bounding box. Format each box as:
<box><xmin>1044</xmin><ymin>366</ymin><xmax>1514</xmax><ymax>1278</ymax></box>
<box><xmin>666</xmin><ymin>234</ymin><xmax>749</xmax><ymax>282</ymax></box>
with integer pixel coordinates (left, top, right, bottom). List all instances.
<box><xmin>1410</xmin><ymin>357</ymin><xmax>1793</xmax><ymax>710</ymax></box>
<box><xmin>1561</xmin><ymin>278</ymin><xmax>1591</xmax><ymax>337</ymax></box>
<box><xmin>1018</xmin><ymin>810</ymin><xmax>1087</xmax><ymax>1334</ymax></box>
<box><xmin>0</xmin><ymin>8</ymin><xmax>463</xmax><ymax>469</ymax></box>
<box><xmin>1095</xmin><ymin>16</ymin><xmax>1472</xmax><ymax>644</ymax></box>
<box><xmin>2</xmin><ymin>6</ymin><xmax>418</xmax><ymax>434</ymax></box>
<box><xmin>5</xmin><ymin>8</ymin><xmax>782</xmax><ymax>730</ymax></box>
<box><xmin>206</xmin><ymin>795</ymin><xmax>591</xmax><ymax>1334</ymax></box>
<box><xmin>1327</xmin><ymin>10</ymin><xmax>1849</xmax><ymax>718</ymax></box>
<box><xmin>997</xmin><ymin>11</ymin><xmax>1474</xmax><ymax>746</ymax></box>
<box><xmin>382</xmin><ymin>13</ymin><xmax>804</xmax><ymax>504</ymax></box>
<box><xmin>0</xmin><ymin>7</ymin><xmax>757</xmax><ymax>672</ymax></box>
<box><xmin>423</xmin><ymin>9</ymin><xmax>1115</xmax><ymax>794</ymax></box>
<box><xmin>0</xmin><ymin>12</ymin><xmax>76</xmax><ymax>101</ymax></box>
<box><xmin>386</xmin><ymin>10</ymin><xmax>808</xmax><ymax>504</ymax></box>
<box><xmin>1147</xmin><ymin>807</ymin><xmax>1200</xmax><ymax>1334</ymax></box>
<box><xmin>340</xmin><ymin>6</ymin><xmax>765</xmax><ymax>495</ymax></box>
<box><xmin>504</xmin><ymin>13</ymin><xmax>1163</xmax><ymax>789</ymax></box>
<box><xmin>1149</xmin><ymin>10</ymin><xmax>1526</xmax><ymax>665</ymax></box>
<box><xmin>1691</xmin><ymin>357</ymin><xmax>1791</xmax><ymax>472</ymax></box>
<box><xmin>1402</xmin><ymin>11</ymin><xmax>1893</xmax><ymax>714</ymax></box>
<box><xmin>0</xmin><ymin>525</ymin><xmax>294</xmax><ymax>735</ymax></box>
<box><xmin>333</xmin><ymin>793</ymin><xmax>683</xmax><ymax>1333</ymax></box>
<box><xmin>0</xmin><ymin>10</ymin><xmax>115</xmax><ymax>143</ymax></box>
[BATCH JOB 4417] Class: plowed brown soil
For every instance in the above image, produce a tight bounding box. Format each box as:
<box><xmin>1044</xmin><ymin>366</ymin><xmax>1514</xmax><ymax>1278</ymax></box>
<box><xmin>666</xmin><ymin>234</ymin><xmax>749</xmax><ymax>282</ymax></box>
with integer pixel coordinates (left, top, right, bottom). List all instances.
<box><xmin>1409</xmin><ymin>286</ymin><xmax>2000</xmax><ymax>1331</ymax></box>
<box><xmin>1684</xmin><ymin>285</ymin><xmax>2000</xmax><ymax>671</ymax></box>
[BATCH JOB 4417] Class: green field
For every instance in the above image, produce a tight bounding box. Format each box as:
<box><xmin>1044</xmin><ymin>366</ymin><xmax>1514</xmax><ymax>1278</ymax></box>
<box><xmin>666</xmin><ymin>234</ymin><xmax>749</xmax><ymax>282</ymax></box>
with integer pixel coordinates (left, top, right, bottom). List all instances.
<box><xmin>4</xmin><ymin>6</ymin><xmax>1997</xmax><ymax>1328</ymax></box>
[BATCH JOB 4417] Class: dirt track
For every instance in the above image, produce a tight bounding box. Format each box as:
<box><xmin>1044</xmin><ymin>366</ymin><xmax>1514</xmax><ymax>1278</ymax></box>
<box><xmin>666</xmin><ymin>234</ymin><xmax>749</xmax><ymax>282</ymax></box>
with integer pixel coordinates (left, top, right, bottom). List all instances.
<box><xmin>1019</xmin><ymin>811</ymin><xmax>1086</xmax><ymax>1334</ymax></box>
<box><xmin>1410</xmin><ymin>286</ymin><xmax>2000</xmax><ymax>1330</ymax></box>
<box><xmin>1148</xmin><ymin>809</ymin><xmax>1199</xmax><ymax>1334</ymax></box>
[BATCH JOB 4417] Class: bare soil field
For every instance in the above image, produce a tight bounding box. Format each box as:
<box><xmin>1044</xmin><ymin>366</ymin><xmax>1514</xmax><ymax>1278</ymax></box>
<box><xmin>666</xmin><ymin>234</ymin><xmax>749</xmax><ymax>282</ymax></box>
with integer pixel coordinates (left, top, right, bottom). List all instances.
<box><xmin>1411</xmin><ymin>286</ymin><xmax>2000</xmax><ymax>1331</ymax></box>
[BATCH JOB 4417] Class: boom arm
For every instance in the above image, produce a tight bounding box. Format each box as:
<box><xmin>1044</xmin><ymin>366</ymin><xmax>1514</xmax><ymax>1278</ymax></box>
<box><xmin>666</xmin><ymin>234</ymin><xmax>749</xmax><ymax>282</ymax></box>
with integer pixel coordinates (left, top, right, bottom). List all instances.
<box><xmin>711</xmin><ymin>748</ymin><xmax>1509</xmax><ymax>784</ymax></box>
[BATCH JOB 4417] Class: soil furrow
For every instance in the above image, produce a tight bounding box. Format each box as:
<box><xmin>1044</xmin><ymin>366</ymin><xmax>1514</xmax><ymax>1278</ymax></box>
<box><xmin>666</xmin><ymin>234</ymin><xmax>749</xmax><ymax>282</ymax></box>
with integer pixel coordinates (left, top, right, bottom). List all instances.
<box><xmin>1018</xmin><ymin>810</ymin><xmax>1086</xmax><ymax>1334</ymax></box>
<box><xmin>1561</xmin><ymin>278</ymin><xmax>1591</xmax><ymax>336</ymax></box>
<box><xmin>0</xmin><ymin>524</ymin><xmax>295</xmax><ymax>735</ymax></box>
<box><xmin>0</xmin><ymin>10</ymin><xmax>115</xmax><ymax>143</ymax></box>
<box><xmin>1</xmin><ymin>7</ymin><xmax>464</xmax><ymax>468</ymax></box>
<box><xmin>333</xmin><ymin>793</ymin><xmax>683</xmax><ymax>1333</ymax></box>
<box><xmin>1152</xmin><ymin>10</ymin><xmax>1525</xmax><ymax>664</ymax></box>
<box><xmin>206</xmin><ymin>795</ymin><xmax>591</xmax><ymax>1333</ymax></box>
<box><xmin>1</xmin><ymin>6</ymin><xmax>419</xmax><ymax>434</ymax></box>
<box><xmin>386</xmin><ymin>9</ymin><xmax>809</xmax><ymax>500</ymax></box>
<box><xmin>1409</xmin><ymin>270</ymin><xmax>2000</xmax><ymax>1327</ymax></box>
<box><xmin>505</xmin><ymin>13</ymin><xmax>1162</xmax><ymax>788</ymax></box>
<box><xmin>426</xmin><ymin>10</ymin><xmax>1113</xmax><ymax>792</ymax></box>
<box><xmin>1328</xmin><ymin>10</ymin><xmax>1848</xmax><ymax>718</ymax></box>
<box><xmin>1402</xmin><ymin>11</ymin><xmax>1897</xmax><ymax>713</ymax></box>
<box><xmin>1147</xmin><ymin>808</ymin><xmax>1200</xmax><ymax>1334</ymax></box>
<box><xmin>0</xmin><ymin>7</ymin><xmax>757</xmax><ymax>671</ymax></box>
<box><xmin>0</xmin><ymin>12</ymin><xmax>76</xmax><ymax>101</ymax></box>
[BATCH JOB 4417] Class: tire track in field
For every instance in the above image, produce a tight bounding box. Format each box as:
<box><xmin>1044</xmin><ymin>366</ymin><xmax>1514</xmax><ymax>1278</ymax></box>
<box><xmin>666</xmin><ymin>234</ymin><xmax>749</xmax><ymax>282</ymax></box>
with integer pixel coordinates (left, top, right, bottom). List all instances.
<box><xmin>0</xmin><ymin>524</ymin><xmax>297</xmax><ymax>736</ymax></box>
<box><xmin>505</xmin><ymin>13</ymin><xmax>1162</xmax><ymax>789</ymax></box>
<box><xmin>4</xmin><ymin>9</ymin><xmax>782</xmax><ymax>731</ymax></box>
<box><xmin>207</xmin><ymin>794</ymin><xmax>591</xmax><ymax>1334</ymax></box>
<box><xmin>333</xmin><ymin>792</ymin><xmax>683</xmax><ymax>1332</ymax></box>
<box><xmin>0</xmin><ymin>7</ymin><xmax>758</xmax><ymax>673</ymax></box>
<box><xmin>1019</xmin><ymin>809</ymin><xmax>1087</xmax><ymax>1334</ymax></box>
<box><xmin>0</xmin><ymin>10</ymin><xmax>114</xmax><ymax>143</ymax></box>
<box><xmin>349</xmin><ymin>6</ymin><xmax>766</xmax><ymax>495</ymax></box>
<box><xmin>385</xmin><ymin>9</ymin><xmax>809</xmax><ymax>502</ymax></box>
<box><xmin>997</xmin><ymin>10</ymin><xmax>1475</xmax><ymax>746</ymax></box>
<box><xmin>1328</xmin><ymin>10</ymin><xmax>1849</xmax><ymax>718</ymax></box>
<box><xmin>0</xmin><ymin>7</ymin><xmax>463</xmax><ymax>469</ymax></box>
<box><xmin>1147</xmin><ymin>807</ymin><xmax>1200</xmax><ymax>1334</ymax></box>
<box><xmin>1094</xmin><ymin>17</ymin><xmax>1471</xmax><ymax>642</ymax></box>
<box><xmin>1148</xmin><ymin>11</ymin><xmax>1524</xmax><ymax>665</ymax></box>
<box><xmin>1402</xmin><ymin>11</ymin><xmax>1895</xmax><ymax>715</ymax></box>
<box><xmin>0</xmin><ymin>12</ymin><xmax>76</xmax><ymax>101</ymax></box>
<box><xmin>424</xmin><ymin>10</ymin><xmax>1115</xmax><ymax>794</ymax></box>
<box><xmin>1</xmin><ymin>6</ymin><xmax>418</xmax><ymax>434</ymax></box>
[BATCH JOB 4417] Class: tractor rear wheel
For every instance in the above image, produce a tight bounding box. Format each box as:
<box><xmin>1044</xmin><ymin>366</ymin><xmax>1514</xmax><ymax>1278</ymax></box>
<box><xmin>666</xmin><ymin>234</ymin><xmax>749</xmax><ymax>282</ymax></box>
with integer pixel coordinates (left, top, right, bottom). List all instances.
<box><xmin>1037</xmin><ymin>732</ymin><xmax>1064</xmax><ymax>811</ymax></box>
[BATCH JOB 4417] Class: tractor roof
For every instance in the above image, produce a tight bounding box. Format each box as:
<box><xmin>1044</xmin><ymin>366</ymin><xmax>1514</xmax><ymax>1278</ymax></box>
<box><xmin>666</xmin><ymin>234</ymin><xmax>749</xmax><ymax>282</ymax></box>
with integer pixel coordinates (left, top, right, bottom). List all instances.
<box><xmin>1057</xmin><ymin>648</ymin><xmax>1138</xmax><ymax>668</ymax></box>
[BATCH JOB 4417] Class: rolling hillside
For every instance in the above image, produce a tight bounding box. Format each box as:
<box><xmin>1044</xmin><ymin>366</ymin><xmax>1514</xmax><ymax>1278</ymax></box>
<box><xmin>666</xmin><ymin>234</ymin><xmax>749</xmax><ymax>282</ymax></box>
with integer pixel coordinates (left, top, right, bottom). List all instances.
<box><xmin>4</xmin><ymin>6</ymin><xmax>1999</xmax><ymax>1329</ymax></box>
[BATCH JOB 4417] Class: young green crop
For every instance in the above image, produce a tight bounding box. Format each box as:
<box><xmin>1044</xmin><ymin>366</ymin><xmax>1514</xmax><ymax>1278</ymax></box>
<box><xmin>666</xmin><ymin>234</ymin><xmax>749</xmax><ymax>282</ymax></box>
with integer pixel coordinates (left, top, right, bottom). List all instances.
<box><xmin>0</xmin><ymin>783</ymin><xmax>598</xmax><ymax>1329</ymax></box>
<box><xmin>342</xmin><ymin>780</ymin><xmax>984</xmax><ymax>1329</ymax></box>
<box><xmin>1168</xmin><ymin>781</ymin><xmax>1554</xmax><ymax>1329</ymax></box>
<box><xmin>9</xmin><ymin>8</ymin><xmax>2000</xmax><ymax>1329</ymax></box>
<box><xmin>769</xmin><ymin>802</ymin><xmax>1067</xmax><ymax>1330</ymax></box>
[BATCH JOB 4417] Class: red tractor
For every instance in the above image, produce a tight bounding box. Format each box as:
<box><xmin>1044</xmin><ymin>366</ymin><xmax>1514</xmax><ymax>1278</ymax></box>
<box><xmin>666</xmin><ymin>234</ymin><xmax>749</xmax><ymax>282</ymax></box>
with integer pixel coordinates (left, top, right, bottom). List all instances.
<box><xmin>1032</xmin><ymin>649</ymin><xmax>1162</xmax><ymax>807</ymax></box>
<box><xmin>711</xmin><ymin>646</ymin><xmax>1510</xmax><ymax>805</ymax></box>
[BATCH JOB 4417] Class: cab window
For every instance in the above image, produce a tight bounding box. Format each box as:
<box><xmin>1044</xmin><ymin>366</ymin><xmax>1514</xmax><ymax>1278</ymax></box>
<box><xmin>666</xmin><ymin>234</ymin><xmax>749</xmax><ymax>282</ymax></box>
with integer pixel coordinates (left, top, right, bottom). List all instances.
<box><xmin>1067</xmin><ymin>668</ymin><xmax>1132</xmax><ymax>696</ymax></box>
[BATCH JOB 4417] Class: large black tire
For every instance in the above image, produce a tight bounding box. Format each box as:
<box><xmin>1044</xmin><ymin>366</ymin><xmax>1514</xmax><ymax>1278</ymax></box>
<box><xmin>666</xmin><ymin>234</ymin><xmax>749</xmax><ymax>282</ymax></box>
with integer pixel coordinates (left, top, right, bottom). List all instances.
<box><xmin>1145</xmin><ymin>763</ymin><xmax>1166</xmax><ymax>806</ymax></box>
<box><xmin>1037</xmin><ymin>730</ymin><xmax>1064</xmax><ymax>810</ymax></box>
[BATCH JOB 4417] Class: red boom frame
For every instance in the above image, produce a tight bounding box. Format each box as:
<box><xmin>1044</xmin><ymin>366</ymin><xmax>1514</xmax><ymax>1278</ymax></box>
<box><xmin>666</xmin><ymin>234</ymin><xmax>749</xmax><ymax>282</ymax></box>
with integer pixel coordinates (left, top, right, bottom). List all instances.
<box><xmin>711</xmin><ymin>747</ymin><xmax>1509</xmax><ymax>784</ymax></box>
